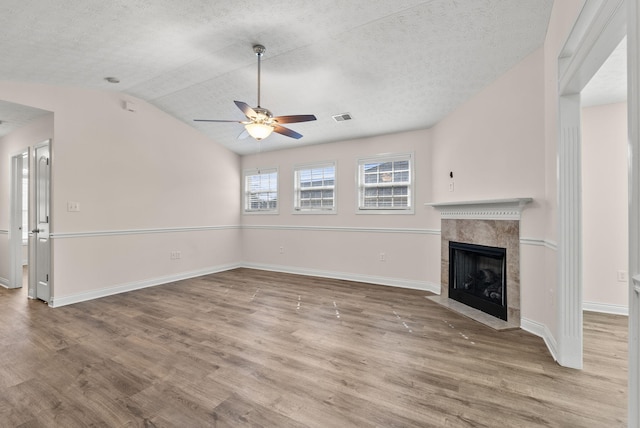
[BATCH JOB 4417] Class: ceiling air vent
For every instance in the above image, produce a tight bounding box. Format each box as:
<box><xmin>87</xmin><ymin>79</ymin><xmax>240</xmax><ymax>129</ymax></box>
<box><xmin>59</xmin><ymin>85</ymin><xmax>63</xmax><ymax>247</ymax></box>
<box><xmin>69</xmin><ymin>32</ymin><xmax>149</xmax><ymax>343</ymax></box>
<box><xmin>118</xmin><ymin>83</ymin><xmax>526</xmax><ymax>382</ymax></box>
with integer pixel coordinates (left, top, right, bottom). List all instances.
<box><xmin>332</xmin><ymin>113</ymin><xmax>352</xmax><ymax>122</ymax></box>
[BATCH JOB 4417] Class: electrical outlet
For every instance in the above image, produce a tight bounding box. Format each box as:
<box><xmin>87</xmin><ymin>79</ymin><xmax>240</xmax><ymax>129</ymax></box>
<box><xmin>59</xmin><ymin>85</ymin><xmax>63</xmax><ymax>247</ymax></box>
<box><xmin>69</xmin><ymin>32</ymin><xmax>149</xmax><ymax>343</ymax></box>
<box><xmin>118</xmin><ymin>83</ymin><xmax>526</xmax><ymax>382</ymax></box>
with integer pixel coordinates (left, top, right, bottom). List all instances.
<box><xmin>449</xmin><ymin>182</ymin><xmax>454</xmax><ymax>192</ymax></box>
<box><xmin>67</xmin><ymin>201</ymin><xmax>80</xmax><ymax>212</ymax></box>
<box><xmin>279</xmin><ymin>246</ymin><xmax>284</xmax><ymax>254</ymax></box>
<box><xmin>170</xmin><ymin>251</ymin><xmax>182</xmax><ymax>260</ymax></box>
<box><xmin>617</xmin><ymin>270</ymin><xmax>628</xmax><ymax>282</ymax></box>
<box><xmin>379</xmin><ymin>252</ymin><xmax>386</xmax><ymax>262</ymax></box>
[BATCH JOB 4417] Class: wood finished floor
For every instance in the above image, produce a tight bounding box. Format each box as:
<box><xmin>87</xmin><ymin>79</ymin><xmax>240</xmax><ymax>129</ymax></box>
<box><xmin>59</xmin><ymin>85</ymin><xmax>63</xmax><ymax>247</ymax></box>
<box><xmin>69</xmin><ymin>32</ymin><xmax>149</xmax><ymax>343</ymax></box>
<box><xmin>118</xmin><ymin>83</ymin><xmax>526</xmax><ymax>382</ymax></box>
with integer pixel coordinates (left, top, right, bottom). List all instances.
<box><xmin>0</xmin><ymin>268</ymin><xmax>628</xmax><ymax>427</ymax></box>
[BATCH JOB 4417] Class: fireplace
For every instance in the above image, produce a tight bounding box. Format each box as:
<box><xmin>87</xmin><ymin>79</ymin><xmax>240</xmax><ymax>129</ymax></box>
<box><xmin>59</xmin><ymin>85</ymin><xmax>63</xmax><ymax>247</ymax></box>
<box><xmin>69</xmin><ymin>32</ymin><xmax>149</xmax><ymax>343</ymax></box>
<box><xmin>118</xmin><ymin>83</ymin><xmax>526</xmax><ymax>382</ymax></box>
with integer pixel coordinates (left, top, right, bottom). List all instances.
<box><xmin>426</xmin><ymin>198</ymin><xmax>532</xmax><ymax>329</ymax></box>
<box><xmin>426</xmin><ymin>198</ymin><xmax>533</xmax><ymax>330</ymax></box>
<box><xmin>449</xmin><ymin>241</ymin><xmax>507</xmax><ymax>321</ymax></box>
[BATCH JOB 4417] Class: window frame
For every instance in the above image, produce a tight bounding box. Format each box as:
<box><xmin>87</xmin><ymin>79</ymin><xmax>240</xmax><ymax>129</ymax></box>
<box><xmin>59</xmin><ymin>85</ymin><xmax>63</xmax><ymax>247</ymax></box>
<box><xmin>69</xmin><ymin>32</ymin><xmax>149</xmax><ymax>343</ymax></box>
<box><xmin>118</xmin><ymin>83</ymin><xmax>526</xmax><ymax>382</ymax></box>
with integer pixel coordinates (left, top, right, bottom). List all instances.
<box><xmin>356</xmin><ymin>153</ymin><xmax>414</xmax><ymax>214</ymax></box>
<box><xmin>243</xmin><ymin>167</ymin><xmax>279</xmax><ymax>214</ymax></box>
<box><xmin>293</xmin><ymin>161</ymin><xmax>337</xmax><ymax>214</ymax></box>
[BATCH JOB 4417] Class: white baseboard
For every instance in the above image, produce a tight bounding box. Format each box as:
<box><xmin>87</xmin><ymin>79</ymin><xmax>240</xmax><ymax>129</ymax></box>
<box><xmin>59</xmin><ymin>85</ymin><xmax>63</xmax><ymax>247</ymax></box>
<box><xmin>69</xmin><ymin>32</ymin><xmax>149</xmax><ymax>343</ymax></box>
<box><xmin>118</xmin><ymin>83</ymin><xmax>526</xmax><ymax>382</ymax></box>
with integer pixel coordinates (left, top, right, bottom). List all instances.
<box><xmin>0</xmin><ymin>276</ymin><xmax>10</xmax><ymax>289</ymax></box>
<box><xmin>521</xmin><ymin>317</ymin><xmax>559</xmax><ymax>362</ymax></box>
<box><xmin>50</xmin><ymin>263</ymin><xmax>241</xmax><ymax>308</ymax></box>
<box><xmin>241</xmin><ymin>262</ymin><xmax>441</xmax><ymax>294</ymax></box>
<box><xmin>49</xmin><ymin>262</ymin><xmax>440</xmax><ymax>308</ymax></box>
<box><xmin>583</xmin><ymin>301</ymin><xmax>629</xmax><ymax>316</ymax></box>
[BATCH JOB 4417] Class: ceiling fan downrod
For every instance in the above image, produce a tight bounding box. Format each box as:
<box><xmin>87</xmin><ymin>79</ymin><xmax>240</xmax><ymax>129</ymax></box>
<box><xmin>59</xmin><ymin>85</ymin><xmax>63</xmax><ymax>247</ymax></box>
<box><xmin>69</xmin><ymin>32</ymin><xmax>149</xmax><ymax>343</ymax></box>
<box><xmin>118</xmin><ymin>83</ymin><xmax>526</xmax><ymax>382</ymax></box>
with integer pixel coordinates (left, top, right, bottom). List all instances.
<box><xmin>253</xmin><ymin>44</ymin><xmax>266</xmax><ymax>108</ymax></box>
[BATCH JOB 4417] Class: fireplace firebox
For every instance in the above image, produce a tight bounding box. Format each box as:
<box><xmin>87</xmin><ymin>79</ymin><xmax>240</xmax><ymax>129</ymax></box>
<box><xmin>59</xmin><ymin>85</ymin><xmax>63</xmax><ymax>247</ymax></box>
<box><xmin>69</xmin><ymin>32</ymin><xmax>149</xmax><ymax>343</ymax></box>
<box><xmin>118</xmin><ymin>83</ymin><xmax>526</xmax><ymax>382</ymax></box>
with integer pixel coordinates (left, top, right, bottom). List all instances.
<box><xmin>449</xmin><ymin>241</ymin><xmax>507</xmax><ymax>321</ymax></box>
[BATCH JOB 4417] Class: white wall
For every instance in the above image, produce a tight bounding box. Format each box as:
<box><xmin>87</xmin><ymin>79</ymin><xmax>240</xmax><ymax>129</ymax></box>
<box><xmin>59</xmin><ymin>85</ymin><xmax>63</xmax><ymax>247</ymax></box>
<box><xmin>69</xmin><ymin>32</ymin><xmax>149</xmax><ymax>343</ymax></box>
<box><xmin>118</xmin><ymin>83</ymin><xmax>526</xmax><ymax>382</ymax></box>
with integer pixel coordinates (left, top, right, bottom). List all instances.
<box><xmin>582</xmin><ymin>102</ymin><xmax>629</xmax><ymax>313</ymax></box>
<box><xmin>241</xmin><ymin>129</ymin><xmax>441</xmax><ymax>291</ymax></box>
<box><xmin>0</xmin><ymin>82</ymin><xmax>242</xmax><ymax>304</ymax></box>
<box><xmin>430</xmin><ymin>48</ymin><xmax>546</xmax><ymax>222</ymax></box>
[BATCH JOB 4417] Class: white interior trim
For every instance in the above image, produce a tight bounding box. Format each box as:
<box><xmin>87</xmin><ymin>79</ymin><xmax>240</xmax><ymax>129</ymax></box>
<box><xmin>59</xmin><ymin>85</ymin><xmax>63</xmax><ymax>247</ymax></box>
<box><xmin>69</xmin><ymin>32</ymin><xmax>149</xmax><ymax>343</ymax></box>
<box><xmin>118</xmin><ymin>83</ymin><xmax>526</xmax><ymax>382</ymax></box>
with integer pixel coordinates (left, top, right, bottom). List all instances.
<box><xmin>583</xmin><ymin>301</ymin><xmax>629</xmax><ymax>316</ymax></box>
<box><xmin>556</xmin><ymin>0</ymin><xmax>626</xmax><ymax>371</ymax></box>
<box><xmin>629</xmin><ymin>0</ymin><xmax>640</xmax><ymax>422</ymax></box>
<box><xmin>50</xmin><ymin>225</ymin><xmax>441</xmax><ymax>239</ymax></box>
<box><xmin>50</xmin><ymin>225</ymin><xmax>241</xmax><ymax>239</ymax></box>
<box><xmin>557</xmin><ymin>93</ymin><xmax>584</xmax><ymax>369</ymax></box>
<box><xmin>559</xmin><ymin>0</ymin><xmax>627</xmax><ymax>95</ymax></box>
<box><xmin>242</xmin><ymin>225</ymin><xmax>439</xmax><ymax>235</ymax></box>
<box><xmin>520</xmin><ymin>238</ymin><xmax>558</xmax><ymax>250</ymax></box>
<box><xmin>425</xmin><ymin>198</ymin><xmax>533</xmax><ymax>220</ymax></box>
<box><xmin>521</xmin><ymin>317</ymin><xmax>559</xmax><ymax>362</ymax></box>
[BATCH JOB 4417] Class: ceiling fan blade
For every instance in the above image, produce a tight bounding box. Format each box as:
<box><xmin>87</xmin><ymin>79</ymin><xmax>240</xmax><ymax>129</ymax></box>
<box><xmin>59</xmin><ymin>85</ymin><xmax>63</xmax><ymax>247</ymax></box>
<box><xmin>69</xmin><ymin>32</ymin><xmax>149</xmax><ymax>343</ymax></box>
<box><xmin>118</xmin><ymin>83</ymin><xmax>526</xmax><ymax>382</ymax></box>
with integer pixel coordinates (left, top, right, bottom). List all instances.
<box><xmin>234</xmin><ymin>100</ymin><xmax>257</xmax><ymax>119</ymax></box>
<box><xmin>193</xmin><ymin>119</ymin><xmax>242</xmax><ymax>123</ymax></box>
<box><xmin>273</xmin><ymin>124</ymin><xmax>303</xmax><ymax>139</ymax></box>
<box><xmin>237</xmin><ymin>128</ymin><xmax>249</xmax><ymax>139</ymax></box>
<box><xmin>273</xmin><ymin>114</ymin><xmax>317</xmax><ymax>124</ymax></box>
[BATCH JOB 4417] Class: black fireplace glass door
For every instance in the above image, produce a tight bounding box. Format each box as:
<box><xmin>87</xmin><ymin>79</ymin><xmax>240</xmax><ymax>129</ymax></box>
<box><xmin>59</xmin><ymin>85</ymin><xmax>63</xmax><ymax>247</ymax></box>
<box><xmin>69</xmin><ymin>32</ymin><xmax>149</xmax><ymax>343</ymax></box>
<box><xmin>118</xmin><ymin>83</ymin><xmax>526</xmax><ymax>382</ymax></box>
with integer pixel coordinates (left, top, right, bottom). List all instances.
<box><xmin>449</xmin><ymin>241</ymin><xmax>507</xmax><ymax>321</ymax></box>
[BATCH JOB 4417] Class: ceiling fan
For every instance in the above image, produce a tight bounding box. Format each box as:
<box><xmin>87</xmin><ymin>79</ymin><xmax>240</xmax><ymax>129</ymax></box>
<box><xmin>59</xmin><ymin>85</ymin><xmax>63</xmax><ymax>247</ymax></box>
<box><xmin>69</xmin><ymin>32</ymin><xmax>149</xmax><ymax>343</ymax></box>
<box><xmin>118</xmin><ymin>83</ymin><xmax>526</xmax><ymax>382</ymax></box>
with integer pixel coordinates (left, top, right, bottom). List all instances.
<box><xmin>194</xmin><ymin>44</ymin><xmax>317</xmax><ymax>141</ymax></box>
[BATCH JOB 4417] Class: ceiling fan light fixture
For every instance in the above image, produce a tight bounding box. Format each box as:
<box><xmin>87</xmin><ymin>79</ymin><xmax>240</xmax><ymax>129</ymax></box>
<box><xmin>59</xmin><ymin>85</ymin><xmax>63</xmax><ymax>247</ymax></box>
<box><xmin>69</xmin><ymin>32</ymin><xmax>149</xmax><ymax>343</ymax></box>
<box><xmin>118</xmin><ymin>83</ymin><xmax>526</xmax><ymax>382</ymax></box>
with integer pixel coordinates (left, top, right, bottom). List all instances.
<box><xmin>193</xmin><ymin>44</ymin><xmax>316</xmax><ymax>142</ymax></box>
<box><xmin>245</xmin><ymin>122</ymin><xmax>274</xmax><ymax>140</ymax></box>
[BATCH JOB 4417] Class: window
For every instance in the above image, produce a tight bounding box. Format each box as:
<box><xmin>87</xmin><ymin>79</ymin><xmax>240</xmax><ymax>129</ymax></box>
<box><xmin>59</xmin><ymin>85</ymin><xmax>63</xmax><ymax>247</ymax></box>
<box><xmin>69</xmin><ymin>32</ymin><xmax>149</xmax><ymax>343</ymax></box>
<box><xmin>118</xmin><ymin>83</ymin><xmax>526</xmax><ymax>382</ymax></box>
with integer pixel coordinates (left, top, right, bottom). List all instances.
<box><xmin>294</xmin><ymin>162</ymin><xmax>336</xmax><ymax>213</ymax></box>
<box><xmin>244</xmin><ymin>168</ymin><xmax>278</xmax><ymax>213</ymax></box>
<box><xmin>357</xmin><ymin>153</ymin><xmax>413</xmax><ymax>212</ymax></box>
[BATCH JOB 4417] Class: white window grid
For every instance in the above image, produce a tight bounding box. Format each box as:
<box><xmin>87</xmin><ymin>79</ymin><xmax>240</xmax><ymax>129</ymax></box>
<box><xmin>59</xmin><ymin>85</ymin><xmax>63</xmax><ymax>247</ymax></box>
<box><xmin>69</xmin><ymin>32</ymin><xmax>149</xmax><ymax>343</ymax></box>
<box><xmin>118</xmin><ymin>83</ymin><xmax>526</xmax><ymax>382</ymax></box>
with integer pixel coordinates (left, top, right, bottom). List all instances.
<box><xmin>294</xmin><ymin>162</ymin><xmax>336</xmax><ymax>212</ymax></box>
<box><xmin>244</xmin><ymin>168</ymin><xmax>278</xmax><ymax>213</ymax></box>
<box><xmin>358</xmin><ymin>154</ymin><xmax>413</xmax><ymax>211</ymax></box>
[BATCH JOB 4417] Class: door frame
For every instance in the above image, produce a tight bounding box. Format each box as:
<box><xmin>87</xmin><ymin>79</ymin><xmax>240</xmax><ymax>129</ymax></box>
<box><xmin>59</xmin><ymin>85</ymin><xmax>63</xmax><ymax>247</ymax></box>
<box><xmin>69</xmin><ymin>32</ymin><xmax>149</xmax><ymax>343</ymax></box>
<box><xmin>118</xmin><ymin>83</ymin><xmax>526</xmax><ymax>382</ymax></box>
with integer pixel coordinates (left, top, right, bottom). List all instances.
<box><xmin>556</xmin><ymin>0</ymin><xmax>638</xmax><ymax>424</ymax></box>
<box><xmin>556</xmin><ymin>0</ymin><xmax>625</xmax><ymax>368</ymax></box>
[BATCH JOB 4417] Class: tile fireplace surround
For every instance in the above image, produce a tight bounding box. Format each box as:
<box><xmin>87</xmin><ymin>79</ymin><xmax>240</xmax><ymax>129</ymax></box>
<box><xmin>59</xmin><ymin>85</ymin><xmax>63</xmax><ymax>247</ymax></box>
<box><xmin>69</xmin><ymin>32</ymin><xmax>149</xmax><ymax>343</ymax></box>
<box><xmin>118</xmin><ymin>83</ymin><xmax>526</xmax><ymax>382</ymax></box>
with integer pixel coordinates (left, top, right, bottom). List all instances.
<box><xmin>426</xmin><ymin>198</ymin><xmax>532</xmax><ymax>330</ymax></box>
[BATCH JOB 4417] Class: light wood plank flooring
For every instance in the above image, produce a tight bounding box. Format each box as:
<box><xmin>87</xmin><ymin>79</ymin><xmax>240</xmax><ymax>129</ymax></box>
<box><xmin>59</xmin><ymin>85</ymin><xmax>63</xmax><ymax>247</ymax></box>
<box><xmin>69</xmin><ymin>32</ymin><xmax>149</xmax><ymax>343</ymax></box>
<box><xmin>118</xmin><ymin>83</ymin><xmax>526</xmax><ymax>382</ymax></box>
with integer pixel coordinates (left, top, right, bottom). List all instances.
<box><xmin>0</xmin><ymin>268</ymin><xmax>628</xmax><ymax>427</ymax></box>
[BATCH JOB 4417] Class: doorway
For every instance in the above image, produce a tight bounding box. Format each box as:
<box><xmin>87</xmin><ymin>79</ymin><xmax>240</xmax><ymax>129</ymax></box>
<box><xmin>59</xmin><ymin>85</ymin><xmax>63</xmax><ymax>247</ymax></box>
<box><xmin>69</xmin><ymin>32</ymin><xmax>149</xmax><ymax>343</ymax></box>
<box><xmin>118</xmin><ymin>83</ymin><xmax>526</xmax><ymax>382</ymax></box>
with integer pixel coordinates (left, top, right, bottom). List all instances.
<box><xmin>581</xmin><ymin>38</ymin><xmax>628</xmax><ymax>316</ymax></box>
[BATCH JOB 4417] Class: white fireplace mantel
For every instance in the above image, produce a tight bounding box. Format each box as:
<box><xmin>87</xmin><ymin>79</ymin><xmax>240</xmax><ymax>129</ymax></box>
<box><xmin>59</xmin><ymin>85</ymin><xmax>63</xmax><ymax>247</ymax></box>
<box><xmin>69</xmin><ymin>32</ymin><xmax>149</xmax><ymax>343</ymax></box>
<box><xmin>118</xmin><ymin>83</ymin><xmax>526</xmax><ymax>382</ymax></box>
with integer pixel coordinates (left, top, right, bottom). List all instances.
<box><xmin>425</xmin><ymin>198</ymin><xmax>533</xmax><ymax>220</ymax></box>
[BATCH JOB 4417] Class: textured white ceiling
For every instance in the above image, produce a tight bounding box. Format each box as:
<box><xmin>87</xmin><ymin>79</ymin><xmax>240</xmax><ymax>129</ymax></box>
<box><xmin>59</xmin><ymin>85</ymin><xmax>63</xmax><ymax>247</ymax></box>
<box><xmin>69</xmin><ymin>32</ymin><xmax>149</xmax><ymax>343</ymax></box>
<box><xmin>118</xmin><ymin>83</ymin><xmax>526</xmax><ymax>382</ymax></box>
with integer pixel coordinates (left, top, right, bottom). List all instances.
<box><xmin>0</xmin><ymin>1</ymin><xmax>563</xmax><ymax>153</ymax></box>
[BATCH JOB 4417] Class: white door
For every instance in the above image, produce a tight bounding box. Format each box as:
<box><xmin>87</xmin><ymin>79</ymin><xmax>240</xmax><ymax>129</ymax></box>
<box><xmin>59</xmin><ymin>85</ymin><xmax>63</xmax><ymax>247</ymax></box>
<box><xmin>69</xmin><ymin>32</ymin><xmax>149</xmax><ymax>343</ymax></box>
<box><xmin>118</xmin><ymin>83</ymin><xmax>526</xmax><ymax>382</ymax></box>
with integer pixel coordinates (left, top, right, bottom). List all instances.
<box><xmin>33</xmin><ymin>142</ymin><xmax>50</xmax><ymax>303</ymax></box>
<box><xmin>9</xmin><ymin>152</ymin><xmax>27</xmax><ymax>289</ymax></box>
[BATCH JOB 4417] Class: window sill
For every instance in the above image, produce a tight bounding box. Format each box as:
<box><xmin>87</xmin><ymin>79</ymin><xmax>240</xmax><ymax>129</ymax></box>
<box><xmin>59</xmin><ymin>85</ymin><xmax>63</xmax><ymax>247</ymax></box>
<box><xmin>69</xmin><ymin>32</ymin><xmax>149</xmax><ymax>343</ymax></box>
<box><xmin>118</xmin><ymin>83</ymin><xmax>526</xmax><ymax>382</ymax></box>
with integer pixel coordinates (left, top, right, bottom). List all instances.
<box><xmin>356</xmin><ymin>208</ymin><xmax>415</xmax><ymax>215</ymax></box>
<box><xmin>293</xmin><ymin>209</ymin><xmax>337</xmax><ymax>215</ymax></box>
<box><xmin>243</xmin><ymin>210</ymin><xmax>279</xmax><ymax>215</ymax></box>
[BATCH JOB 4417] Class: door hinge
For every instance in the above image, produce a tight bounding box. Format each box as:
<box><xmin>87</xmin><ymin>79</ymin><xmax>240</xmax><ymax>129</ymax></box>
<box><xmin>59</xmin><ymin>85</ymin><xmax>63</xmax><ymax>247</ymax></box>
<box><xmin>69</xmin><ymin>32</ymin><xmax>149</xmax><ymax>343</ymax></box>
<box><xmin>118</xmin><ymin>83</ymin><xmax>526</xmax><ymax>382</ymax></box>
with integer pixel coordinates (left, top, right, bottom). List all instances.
<box><xmin>46</xmin><ymin>274</ymin><xmax>49</xmax><ymax>282</ymax></box>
